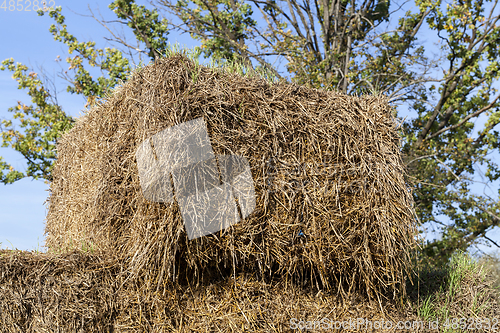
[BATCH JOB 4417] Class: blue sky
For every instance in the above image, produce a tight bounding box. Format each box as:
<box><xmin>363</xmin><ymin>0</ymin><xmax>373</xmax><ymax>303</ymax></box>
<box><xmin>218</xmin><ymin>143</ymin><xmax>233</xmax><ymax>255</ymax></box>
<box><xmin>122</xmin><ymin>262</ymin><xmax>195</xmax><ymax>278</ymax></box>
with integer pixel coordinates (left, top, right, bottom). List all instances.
<box><xmin>0</xmin><ymin>0</ymin><xmax>499</xmax><ymax>256</ymax></box>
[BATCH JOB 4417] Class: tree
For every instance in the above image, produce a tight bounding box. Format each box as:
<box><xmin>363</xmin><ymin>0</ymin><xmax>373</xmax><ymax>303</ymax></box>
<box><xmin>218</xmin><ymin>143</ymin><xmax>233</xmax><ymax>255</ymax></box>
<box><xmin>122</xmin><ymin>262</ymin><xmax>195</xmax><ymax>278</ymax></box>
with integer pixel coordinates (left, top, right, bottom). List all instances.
<box><xmin>403</xmin><ymin>0</ymin><xmax>500</xmax><ymax>261</ymax></box>
<box><xmin>0</xmin><ymin>0</ymin><xmax>166</xmax><ymax>183</ymax></box>
<box><xmin>0</xmin><ymin>60</ymin><xmax>74</xmax><ymax>183</ymax></box>
<box><xmin>1</xmin><ymin>0</ymin><xmax>499</xmax><ymax>263</ymax></box>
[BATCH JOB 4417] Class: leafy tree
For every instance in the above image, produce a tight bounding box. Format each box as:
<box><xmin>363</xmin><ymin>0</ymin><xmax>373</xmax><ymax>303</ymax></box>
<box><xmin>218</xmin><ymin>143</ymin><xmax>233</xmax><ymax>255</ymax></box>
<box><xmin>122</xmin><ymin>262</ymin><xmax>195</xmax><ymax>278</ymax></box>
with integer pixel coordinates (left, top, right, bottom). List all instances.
<box><xmin>0</xmin><ymin>1</ymin><xmax>166</xmax><ymax>183</ymax></box>
<box><xmin>161</xmin><ymin>0</ymin><xmax>428</xmax><ymax>95</ymax></box>
<box><xmin>403</xmin><ymin>0</ymin><xmax>500</xmax><ymax>262</ymax></box>
<box><xmin>0</xmin><ymin>59</ymin><xmax>74</xmax><ymax>183</ymax></box>
<box><xmin>108</xmin><ymin>0</ymin><xmax>170</xmax><ymax>60</ymax></box>
<box><xmin>1</xmin><ymin>0</ymin><xmax>499</xmax><ymax>263</ymax></box>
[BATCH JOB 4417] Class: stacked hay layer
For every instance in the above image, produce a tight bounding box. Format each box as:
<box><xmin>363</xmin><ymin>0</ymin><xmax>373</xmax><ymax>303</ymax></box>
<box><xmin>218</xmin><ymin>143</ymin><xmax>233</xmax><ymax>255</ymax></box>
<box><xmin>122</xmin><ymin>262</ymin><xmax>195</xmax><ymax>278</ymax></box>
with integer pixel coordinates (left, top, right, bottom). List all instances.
<box><xmin>0</xmin><ymin>250</ymin><xmax>421</xmax><ymax>333</ymax></box>
<box><xmin>0</xmin><ymin>250</ymin><xmax>119</xmax><ymax>332</ymax></box>
<box><xmin>3</xmin><ymin>250</ymin><xmax>500</xmax><ymax>332</ymax></box>
<box><xmin>45</xmin><ymin>52</ymin><xmax>416</xmax><ymax>301</ymax></box>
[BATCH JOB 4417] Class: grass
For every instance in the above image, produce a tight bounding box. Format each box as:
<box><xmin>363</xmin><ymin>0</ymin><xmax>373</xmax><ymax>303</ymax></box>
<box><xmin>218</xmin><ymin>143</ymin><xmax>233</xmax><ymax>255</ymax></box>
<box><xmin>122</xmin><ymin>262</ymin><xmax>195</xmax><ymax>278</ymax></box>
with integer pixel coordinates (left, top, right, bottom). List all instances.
<box><xmin>477</xmin><ymin>250</ymin><xmax>500</xmax><ymax>291</ymax></box>
<box><xmin>1</xmin><ymin>237</ymin><xmax>95</xmax><ymax>255</ymax></box>
<box><xmin>57</xmin><ymin>236</ymin><xmax>96</xmax><ymax>254</ymax></box>
<box><xmin>406</xmin><ymin>250</ymin><xmax>500</xmax><ymax>332</ymax></box>
<box><xmin>157</xmin><ymin>41</ymin><xmax>281</xmax><ymax>85</ymax></box>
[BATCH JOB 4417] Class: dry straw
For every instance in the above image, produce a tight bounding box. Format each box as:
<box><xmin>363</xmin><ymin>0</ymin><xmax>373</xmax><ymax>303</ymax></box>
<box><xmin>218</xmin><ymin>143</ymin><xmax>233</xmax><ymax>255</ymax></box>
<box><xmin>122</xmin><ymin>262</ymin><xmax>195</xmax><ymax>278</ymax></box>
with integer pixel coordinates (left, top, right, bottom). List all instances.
<box><xmin>44</xmin><ymin>44</ymin><xmax>417</xmax><ymax>306</ymax></box>
<box><xmin>0</xmin><ymin>250</ymin><xmax>423</xmax><ymax>332</ymax></box>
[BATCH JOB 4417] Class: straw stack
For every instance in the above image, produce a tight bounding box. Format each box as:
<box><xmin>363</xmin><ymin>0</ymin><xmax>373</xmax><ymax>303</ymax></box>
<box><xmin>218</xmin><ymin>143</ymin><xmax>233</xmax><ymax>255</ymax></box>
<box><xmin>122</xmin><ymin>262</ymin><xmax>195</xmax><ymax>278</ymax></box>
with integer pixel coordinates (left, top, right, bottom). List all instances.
<box><xmin>44</xmin><ymin>52</ymin><xmax>417</xmax><ymax>303</ymax></box>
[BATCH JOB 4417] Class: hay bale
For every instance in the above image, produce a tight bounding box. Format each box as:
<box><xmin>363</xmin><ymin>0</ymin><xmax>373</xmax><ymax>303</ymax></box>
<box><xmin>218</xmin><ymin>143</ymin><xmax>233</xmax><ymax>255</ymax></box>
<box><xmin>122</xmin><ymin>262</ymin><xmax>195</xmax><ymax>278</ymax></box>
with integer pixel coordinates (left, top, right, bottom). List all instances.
<box><xmin>0</xmin><ymin>250</ymin><xmax>420</xmax><ymax>332</ymax></box>
<box><xmin>45</xmin><ymin>52</ymin><xmax>416</xmax><ymax>301</ymax></box>
<box><xmin>0</xmin><ymin>250</ymin><xmax>119</xmax><ymax>332</ymax></box>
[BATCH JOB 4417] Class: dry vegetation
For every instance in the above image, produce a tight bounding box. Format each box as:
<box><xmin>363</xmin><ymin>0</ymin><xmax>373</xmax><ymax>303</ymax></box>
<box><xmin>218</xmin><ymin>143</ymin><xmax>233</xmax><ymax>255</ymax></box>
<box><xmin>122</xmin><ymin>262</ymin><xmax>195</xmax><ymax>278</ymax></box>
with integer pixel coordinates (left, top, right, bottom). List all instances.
<box><xmin>45</xmin><ymin>51</ymin><xmax>416</xmax><ymax>301</ymax></box>
<box><xmin>1</xmin><ymin>50</ymin><xmax>498</xmax><ymax>332</ymax></box>
<box><xmin>0</xmin><ymin>249</ymin><xmax>498</xmax><ymax>332</ymax></box>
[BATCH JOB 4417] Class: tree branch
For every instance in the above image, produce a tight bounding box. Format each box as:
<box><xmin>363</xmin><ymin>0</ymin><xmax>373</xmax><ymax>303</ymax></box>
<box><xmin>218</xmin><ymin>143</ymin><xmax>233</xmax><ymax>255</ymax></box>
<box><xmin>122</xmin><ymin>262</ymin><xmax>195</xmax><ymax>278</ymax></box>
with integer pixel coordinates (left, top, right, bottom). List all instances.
<box><xmin>427</xmin><ymin>94</ymin><xmax>500</xmax><ymax>140</ymax></box>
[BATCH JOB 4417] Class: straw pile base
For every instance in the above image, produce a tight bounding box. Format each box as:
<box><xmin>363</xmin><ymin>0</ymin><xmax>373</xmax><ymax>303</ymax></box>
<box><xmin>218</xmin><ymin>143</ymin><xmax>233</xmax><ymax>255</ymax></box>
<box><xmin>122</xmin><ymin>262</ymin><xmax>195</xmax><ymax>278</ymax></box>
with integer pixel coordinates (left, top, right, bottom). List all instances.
<box><xmin>0</xmin><ymin>250</ymin><xmax>422</xmax><ymax>333</ymax></box>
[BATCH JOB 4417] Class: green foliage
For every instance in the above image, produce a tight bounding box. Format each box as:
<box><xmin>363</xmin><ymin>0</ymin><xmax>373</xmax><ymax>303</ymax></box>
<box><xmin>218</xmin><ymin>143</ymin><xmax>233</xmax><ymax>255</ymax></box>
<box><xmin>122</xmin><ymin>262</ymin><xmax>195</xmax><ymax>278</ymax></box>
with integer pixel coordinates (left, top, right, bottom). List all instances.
<box><xmin>417</xmin><ymin>294</ymin><xmax>436</xmax><ymax>321</ymax></box>
<box><xmin>0</xmin><ymin>59</ymin><xmax>74</xmax><ymax>184</ymax></box>
<box><xmin>403</xmin><ymin>0</ymin><xmax>500</xmax><ymax>263</ymax></box>
<box><xmin>412</xmin><ymin>250</ymin><xmax>496</xmax><ymax>325</ymax></box>
<box><xmin>0</xmin><ymin>1</ymin><xmax>161</xmax><ymax>185</ymax></box>
<box><xmin>109</xmin><ymin>0</ymin><xmax>170</xmax><ymax>60</ymax></box>
<box><xmin>160</xmin><ymin>41</ymin><xmax>279</xmax><ymax>83</ymax></box>
<box><xmin>172</xmin><ymin>0</ymin><xmax>257</xmax><ymax>66</ymax></box>
<box><xmin>41</xmin><ymin>6</ymin><xmax>132</xmax><ymax>99</ymax></box>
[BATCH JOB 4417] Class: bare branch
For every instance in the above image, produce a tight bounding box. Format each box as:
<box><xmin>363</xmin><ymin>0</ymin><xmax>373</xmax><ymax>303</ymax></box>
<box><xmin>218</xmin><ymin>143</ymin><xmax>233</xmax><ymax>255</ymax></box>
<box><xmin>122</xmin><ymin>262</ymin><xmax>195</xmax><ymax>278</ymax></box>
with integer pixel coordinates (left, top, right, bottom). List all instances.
<box><xmin>88</xmin><ymin>7</ymin><xmax>149</xmax><ymax>57</ymax></box>
<box><xmin>427</xmin><ymin>94</ymin><xmax>500</xmax><ymax>140</ymax></box>
<box><xmin>484</xmin><ymin>235</ymin><xmax>500</xmax><ymax>248</ymax></box>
